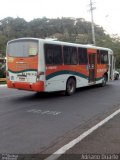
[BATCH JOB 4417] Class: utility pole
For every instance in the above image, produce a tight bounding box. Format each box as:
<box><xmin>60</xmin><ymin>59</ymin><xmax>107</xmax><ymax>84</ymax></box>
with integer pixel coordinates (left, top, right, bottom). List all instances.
<box><xmin>89</xmin><ymin>0</ymin><xmax>96</xmax><ymax>45</ymax></box>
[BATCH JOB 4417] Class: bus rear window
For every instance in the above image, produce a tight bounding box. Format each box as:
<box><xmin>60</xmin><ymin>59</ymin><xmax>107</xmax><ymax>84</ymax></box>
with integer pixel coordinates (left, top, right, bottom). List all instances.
<box><xmin>7</xmin><ymin>40</ymin><xmax>38</xmax><ymax>57</ymax></box>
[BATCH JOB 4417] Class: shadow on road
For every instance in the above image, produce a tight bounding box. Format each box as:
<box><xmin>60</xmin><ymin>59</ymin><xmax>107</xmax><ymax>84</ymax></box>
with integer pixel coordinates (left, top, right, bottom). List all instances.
<box><xmin>11</xmin><ymin>84</ymin><xmax>112</xmax><ymax>103</ymax></box>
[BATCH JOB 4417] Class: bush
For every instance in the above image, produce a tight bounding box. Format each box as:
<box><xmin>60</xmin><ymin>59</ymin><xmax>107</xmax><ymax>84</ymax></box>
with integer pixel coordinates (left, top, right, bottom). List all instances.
<box><xmin>0</xmin><ymin>68</ymin><xmax>6</xmax><ymax>78</ymax></box>
<box><xmin>0</xmin><ymin>70</ymin><xmax>4</xmax><ymax>78</ymax></box>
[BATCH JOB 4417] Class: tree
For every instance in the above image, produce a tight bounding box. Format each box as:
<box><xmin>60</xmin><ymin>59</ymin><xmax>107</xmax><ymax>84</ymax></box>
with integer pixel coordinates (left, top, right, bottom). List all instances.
<box><xmin>0</xmin><ymin>16</ymin><xmax>120</xmax><ymax>68</ymax></box>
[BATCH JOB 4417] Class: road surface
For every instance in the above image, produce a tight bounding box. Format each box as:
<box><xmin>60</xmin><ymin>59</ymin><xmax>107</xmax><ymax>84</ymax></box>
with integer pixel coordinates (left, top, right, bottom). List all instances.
<box><xmin>0</xmin><ymin>80</ymin><xmax>120</xmax><ymax>155</ymax></box>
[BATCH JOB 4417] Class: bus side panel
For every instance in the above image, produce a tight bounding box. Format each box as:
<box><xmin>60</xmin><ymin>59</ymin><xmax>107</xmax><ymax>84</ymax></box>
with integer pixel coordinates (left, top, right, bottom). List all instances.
<box><xmin>45</xmin><ymin>65</ymin><xmax>89</xmax><ymax>92</ymax></box>
<box><xmin>96</xmin><ymin>64</ymin><xmax>108</xmax><ymax>83</ymax></box>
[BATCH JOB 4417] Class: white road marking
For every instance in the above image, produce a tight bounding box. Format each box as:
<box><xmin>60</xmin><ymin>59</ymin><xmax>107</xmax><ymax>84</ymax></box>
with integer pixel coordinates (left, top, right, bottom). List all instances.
<box><xmin>45</xmin><ymin>108</ymin><xmax>120</xmax><ymax>160</ymax></box>
<box><xmin>27</xmin><ymin>109</ymin><xmax>61</xmax><ymax>116</ymax></box>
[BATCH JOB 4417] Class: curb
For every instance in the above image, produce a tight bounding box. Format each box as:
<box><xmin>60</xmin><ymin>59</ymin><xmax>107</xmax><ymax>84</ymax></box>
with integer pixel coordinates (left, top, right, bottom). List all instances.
<box><xmin>0</xmin><ymin>84</ymin><xmax>7</xmax><ymax>87</ymax></box>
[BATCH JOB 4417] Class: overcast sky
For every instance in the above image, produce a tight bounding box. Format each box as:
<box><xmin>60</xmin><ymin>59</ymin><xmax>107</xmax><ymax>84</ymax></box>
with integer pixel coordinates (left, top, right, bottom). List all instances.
<box><xmin>0</xmin><ymin>0</ymin><xmax>120</xmax><ymax>36</ymax></box>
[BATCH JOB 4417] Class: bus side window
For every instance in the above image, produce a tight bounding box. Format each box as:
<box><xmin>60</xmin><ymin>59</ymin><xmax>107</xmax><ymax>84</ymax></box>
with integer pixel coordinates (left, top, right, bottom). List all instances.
<box><xmin>44</xmin><ymin>44</ymin><xmax>53</xmax><ymax>65</ymax></box>
<box><xmin>53</xmin><ymin>45</ymin><xmax>62</xmax><ymax>65</ymax></box>
<box><xmin>63</xmin><ymin>46</ymin><xmax>77</xmax><ymax>65</ymax></box>
<box><xmin>63</xmin><ymin>46</ymin><xmax>71</xmax><ymax>64</ymax></box>
<box><xmin>100</xmin><ymin>50</ymin><xmax>108</xmax><ymax>64</ymax></box>
<box><xmin>44</xmin><ymin>44</ymin><xmax>62</xmax><ymax>65</ymax></box>
<box><xmin>104</xmin><ymin>51</ymin><xmax>108</xmax><ymax>64</ymax></box>
<box><xmin>70</xmin><ymin>47</ymin><xmax>78</xmax><ymax>65</ymax></box>
<box><xmin>78</xmin><ymin>48</ymin><xmax>88</xmax><ymax>65</ymax></box>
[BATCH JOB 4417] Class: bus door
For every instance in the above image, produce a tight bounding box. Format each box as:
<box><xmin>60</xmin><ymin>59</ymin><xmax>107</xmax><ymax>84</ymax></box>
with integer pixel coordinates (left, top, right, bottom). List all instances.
<box><xmin>88</xmin><ymin>50</ymin><xmax>96</xmax><ymax>83</ymax></box>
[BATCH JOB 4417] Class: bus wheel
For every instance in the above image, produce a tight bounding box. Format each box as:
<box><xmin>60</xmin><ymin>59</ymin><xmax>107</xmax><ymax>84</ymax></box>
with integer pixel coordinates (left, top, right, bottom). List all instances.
<box><xmin>100</xmin><ymin>75</ymin><xmax>107</xmax><ymax>87</ymax></box>
<box><xmin>66</xmin><ymin>78</ymin><xmax>76</xmax><ymax>96</ymax></box>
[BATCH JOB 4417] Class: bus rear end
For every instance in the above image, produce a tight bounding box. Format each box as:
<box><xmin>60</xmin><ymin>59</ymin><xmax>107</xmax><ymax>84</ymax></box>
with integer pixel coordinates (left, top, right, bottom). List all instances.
<box><xmin>6</xmin><ymin>38</ymin><xmax>44</xmax><ymax>92</ymax></box>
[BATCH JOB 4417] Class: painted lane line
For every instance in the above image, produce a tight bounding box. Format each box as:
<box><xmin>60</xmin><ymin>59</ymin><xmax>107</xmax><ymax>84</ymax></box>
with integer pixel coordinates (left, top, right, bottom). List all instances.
<box><xmin>0</xmin><ymin>84</ymin><xmax>7</xmax><ymax>87</ymax></box>
<box><xmin>45</xmin><ymin>108</ymin><xmax>120</xmax><ymax>160</ymax></box>
<box><xmin>27</xmin><ymin>109</ymin><xmax>61</xmax><ymax>116</ymax></box>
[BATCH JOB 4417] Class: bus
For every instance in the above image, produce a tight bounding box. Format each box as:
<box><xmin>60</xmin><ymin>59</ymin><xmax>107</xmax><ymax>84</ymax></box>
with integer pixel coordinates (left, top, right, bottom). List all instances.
<box><xmin>6</xmin><ymin>38</ymin><xmax>114</xmax><ymax>95</ymax></box>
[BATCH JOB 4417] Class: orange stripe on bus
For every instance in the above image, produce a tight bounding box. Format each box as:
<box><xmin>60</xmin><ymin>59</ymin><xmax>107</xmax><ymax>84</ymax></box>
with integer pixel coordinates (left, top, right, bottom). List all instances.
<box><xmin>7</xmin><ymin>80</ymin><xmax>44</xmax><ymax>92</ymax></box>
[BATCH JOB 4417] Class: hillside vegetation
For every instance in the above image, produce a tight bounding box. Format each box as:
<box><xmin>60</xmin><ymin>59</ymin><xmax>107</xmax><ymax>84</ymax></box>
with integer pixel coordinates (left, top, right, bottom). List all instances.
<box><xmin>0</xmin><ymin>17</ymin><xmax>120</xmax><ymax>67</ymax></box>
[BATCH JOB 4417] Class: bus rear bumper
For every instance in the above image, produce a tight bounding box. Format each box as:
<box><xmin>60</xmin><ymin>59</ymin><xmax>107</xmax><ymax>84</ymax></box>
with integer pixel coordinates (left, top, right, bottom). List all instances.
<box><xmin>7</xmin><ymin>80</ymin><xmax>44</xmax><ymax>92</ymax></box>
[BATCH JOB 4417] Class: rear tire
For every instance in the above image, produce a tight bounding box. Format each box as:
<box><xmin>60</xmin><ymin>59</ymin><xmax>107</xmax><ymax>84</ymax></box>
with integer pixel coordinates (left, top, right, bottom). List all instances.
<box><xmin>66</xmin><ymin>78</ymin><xmax>76</xmax><ymax>96</ymax></box>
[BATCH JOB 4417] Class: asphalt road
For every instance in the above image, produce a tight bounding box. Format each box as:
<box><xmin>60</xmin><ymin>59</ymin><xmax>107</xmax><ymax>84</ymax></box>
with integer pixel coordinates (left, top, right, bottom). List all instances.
<box><xmin>0</xmin><ymin>80</ymin><xmax>120</xmax><ymax>155</ymax></box>
<box><xmin>57</xmin><ymin>113</ymin><xmax>120</xmax><ymax>160</ymax></box>
<box><xmin>65</xmin><ymin>113</ymin><xmax>120</xmax><ymax>154</ymax></box>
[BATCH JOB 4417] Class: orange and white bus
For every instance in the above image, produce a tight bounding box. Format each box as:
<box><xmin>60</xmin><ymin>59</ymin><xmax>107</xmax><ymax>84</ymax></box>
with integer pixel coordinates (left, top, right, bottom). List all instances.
<box><xmin>6</xmin><ymin>38</ymin><xmax>114</xmax><ymax>95</ymax></box>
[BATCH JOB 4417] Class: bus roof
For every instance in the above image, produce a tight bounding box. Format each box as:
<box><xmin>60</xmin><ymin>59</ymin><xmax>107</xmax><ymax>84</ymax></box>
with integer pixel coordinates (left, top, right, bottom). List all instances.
<box><xmin>7</xmin><ymin>37</ymin><xmax>113</xmax><ymax>54</ymax></box>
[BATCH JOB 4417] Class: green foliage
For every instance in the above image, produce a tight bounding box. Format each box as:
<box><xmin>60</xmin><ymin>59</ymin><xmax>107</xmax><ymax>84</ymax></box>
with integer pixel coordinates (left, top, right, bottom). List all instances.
<box><xmin>0</xmin><ymin>17</ymin><xmax>120</xmax><ymax>67</ymax></box>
